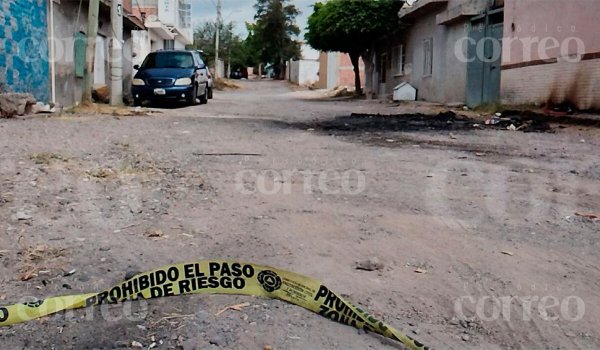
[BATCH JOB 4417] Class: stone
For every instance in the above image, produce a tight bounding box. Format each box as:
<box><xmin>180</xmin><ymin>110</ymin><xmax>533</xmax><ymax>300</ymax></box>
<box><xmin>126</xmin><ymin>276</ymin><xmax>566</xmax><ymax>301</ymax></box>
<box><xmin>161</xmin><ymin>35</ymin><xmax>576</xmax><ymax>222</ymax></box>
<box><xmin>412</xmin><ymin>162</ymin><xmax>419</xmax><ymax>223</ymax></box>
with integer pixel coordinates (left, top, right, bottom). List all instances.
<box><xmin>15</xmin><ymin>211</ymin><xmax>32</xmax><ymax>220</ymax></box>
<box><xmin>0</xmin><ymin>93</ymin><xmax>36</xmax><ymax>118</ymax></box>
<box><xmin>355</xmin><ymin>257</ymin><xmax>384</xmax><ymax>271</ymax></box>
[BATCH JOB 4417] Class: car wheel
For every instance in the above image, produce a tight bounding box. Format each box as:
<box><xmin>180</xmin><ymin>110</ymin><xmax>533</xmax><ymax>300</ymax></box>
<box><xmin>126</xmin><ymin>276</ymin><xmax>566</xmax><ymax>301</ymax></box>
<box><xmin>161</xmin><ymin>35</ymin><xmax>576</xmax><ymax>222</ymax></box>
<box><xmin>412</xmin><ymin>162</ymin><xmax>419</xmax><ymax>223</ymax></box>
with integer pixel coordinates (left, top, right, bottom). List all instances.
<box><xmin>207</xmin><ymin>87</ymin><xmax>213</xmax><ymax>99</ymax></box>
<box><xmin>199</xmin><ymin>90</ymin><xmax>208</xmax><ymax>105</ymax></box>
<box><xmin>187</xmin><ymin>84</ymin><xmax>198</xmax><ymax>106</ymax></box>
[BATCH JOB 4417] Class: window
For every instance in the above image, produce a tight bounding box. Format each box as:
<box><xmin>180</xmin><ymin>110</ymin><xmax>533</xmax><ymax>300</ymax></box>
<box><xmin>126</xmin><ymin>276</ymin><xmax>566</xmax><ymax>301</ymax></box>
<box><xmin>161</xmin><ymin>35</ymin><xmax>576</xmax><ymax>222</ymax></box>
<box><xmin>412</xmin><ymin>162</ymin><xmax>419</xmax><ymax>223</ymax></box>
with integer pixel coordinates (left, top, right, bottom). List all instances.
<box><xmin>392</xmin><ymin>45</ymin><xmax>406</xmax><ymax>76</ymax></box>
<box><xmin>193</xmin><ymin>51</ymin><xmax>205</xmax><ymax>67</ymax></box>
<box><xmin>164</xmin><ymin>39</ymin><xmax>175</xmax><ymax>50</ymax></box>
<box><xmin>423</xmin><ymin>38</ymin><xmax>433</xmax><ymax>77</ymax></box>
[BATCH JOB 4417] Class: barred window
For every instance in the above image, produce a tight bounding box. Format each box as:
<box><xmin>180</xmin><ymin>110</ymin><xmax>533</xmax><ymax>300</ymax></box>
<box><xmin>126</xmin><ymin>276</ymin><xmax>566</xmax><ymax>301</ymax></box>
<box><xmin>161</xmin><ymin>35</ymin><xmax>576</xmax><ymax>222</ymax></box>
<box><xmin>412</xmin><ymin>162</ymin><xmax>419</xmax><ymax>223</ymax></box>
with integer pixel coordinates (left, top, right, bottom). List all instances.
<box><xmin>423</xmin><ymin>38</ymin><xmax>433</xmax><ymax>77</ymax></box>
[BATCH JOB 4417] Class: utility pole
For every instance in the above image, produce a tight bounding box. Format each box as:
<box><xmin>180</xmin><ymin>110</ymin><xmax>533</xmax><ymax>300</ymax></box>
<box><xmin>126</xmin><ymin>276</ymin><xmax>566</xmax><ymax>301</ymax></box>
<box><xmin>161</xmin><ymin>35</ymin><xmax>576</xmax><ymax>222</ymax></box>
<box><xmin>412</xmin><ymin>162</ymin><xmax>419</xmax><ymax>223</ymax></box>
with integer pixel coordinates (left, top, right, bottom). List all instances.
<box><xmin>83</xmin><ymin>0</ymin><xmax>100</xmax><ymax>105</ymax></box>
<box><xmin>215</xmin><ymin>0</ymin><xmax>222</xmax><ymax>78</ymax></box>
<box><xmin>227</xmin><ymin>27</ymin><xmax>232</xmax><ymax>78</ymax></box>
<box><xmin>110</xmin><ymin>0</ymin><xmax>124</xmax><ymax>106</ymax></box>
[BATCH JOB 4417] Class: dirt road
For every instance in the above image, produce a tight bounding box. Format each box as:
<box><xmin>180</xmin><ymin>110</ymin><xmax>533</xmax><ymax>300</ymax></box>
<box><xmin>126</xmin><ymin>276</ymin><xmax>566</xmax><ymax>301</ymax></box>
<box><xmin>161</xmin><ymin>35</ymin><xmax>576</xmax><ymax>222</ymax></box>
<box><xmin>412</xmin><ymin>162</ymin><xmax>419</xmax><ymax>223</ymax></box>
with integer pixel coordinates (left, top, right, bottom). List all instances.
<box><xmin>1</xmin><ymin>80</ymin><xmax>599</xmax><ymax>349</ymax></box>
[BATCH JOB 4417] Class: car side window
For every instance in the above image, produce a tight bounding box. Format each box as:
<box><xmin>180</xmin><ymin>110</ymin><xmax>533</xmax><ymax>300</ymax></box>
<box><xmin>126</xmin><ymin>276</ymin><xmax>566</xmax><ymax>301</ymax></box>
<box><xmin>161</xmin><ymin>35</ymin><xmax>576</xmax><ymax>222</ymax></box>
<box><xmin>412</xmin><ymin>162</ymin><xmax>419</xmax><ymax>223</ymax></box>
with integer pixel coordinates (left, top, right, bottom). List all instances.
<box><xmin>192</xmin><ymin>52</ymin><xmax>200</xmax><ymax>67</ymax></box>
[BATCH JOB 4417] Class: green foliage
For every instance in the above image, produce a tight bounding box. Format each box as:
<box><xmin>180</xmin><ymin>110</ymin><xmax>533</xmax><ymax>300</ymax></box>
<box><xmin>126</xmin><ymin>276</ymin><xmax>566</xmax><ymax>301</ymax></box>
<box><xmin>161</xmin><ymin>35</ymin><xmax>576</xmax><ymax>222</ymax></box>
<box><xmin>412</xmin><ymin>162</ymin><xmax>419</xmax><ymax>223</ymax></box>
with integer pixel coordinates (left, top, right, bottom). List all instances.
<box><xmin>306</xmin><ymin>0</ymin><xmax>404</xmax><ymax>55</ymax></box>
<box><xmin>306</xmin><ymin>0</ymin><xmax>404</xmax><ymax>94</ymax></box>
<box><xmin>248</xmin><ymin>0</ymin><xmax>302</xmax><ymax>78</ymax></box>
<box><xmin>192</xmin><ymin>21</ymin><xmax>248</xmax><ymax>70</ymax></box>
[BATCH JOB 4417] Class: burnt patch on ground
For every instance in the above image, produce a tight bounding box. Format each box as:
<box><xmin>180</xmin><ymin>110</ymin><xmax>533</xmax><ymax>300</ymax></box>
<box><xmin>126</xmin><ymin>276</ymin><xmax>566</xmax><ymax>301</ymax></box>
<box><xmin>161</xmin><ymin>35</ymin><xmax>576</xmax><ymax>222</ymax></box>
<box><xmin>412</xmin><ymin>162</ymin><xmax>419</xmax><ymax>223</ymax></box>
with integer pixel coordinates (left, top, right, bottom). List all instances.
<box><xmin>275</xmin><ymin>111</ymin><xmax>574</xmax><ymax>135</ymax></box>
<box><xmin>286</xmin><ymin>111</ymin><xmax>477</xmax><ymax>133</ymax></box>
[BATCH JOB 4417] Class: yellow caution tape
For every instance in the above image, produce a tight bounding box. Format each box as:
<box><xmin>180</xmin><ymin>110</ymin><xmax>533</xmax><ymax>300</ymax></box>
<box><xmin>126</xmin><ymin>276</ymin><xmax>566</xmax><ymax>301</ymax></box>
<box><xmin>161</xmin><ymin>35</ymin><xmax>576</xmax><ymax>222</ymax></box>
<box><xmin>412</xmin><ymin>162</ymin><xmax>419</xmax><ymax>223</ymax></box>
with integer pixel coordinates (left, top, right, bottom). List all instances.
<box><xmin>0</xmin><ymin>260</ymin><xmax>429</xmax><ymax>350</ymax></box>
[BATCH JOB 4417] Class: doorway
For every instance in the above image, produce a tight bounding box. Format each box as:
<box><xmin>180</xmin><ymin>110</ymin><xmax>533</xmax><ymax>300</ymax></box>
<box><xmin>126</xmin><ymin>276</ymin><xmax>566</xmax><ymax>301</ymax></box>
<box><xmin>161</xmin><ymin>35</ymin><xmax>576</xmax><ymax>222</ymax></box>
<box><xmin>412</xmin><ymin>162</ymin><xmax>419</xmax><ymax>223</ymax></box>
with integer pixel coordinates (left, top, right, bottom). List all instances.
<box><xmin>466</xmin><ymin>8</ymin><xmax>504</xmax><ymax>107</ymax></box>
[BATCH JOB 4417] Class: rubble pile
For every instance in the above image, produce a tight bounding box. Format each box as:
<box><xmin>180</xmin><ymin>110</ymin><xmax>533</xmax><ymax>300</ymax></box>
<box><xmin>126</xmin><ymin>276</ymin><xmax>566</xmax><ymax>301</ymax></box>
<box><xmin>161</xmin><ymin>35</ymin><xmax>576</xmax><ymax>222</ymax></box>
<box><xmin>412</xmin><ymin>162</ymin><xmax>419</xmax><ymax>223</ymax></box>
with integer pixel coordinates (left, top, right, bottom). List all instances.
<box><xmin>0</xmin><ymin>93</ymin><xmax>36</xmax><ymax>118</ymax></box>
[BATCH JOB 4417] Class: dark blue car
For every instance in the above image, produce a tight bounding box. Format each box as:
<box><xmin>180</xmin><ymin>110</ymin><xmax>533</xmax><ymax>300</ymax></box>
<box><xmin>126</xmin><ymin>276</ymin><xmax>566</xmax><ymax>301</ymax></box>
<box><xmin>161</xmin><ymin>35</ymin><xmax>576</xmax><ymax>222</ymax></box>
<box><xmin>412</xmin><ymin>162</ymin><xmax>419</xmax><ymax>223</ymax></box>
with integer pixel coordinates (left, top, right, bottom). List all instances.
<box><xmin>132</xmin><ymin>50</ymin><xmax>209</xmax><ymax>106</ymax></box>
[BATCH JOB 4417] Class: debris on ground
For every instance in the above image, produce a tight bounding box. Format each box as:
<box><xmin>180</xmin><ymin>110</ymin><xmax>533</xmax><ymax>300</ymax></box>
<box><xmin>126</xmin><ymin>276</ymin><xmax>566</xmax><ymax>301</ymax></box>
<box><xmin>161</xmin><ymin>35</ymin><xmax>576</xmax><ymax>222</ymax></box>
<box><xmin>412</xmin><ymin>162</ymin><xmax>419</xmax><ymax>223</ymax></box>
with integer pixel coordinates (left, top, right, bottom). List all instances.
<box><xmin>214</xmin><ymin>78</ymin><xmax>241</xmax><ymax>90</ymax></box>
<box><xmin>215</xmin><ymin>302</ymin><xmax>251</xmax><ymax>316</ymax></box>
<box><xmin>67</xmin><ymin>103</ymin><xmax>155</xmax><ymax>116</ymax></box>
<box><xmin>501</xmin><ymin>251</ymin><xmax>514</xmax><ymax>256</ymax></box>
<box><xmin>17</xmin><ymin>243</ymin><xmax>66</xmax><ymax>281</ymax></box>
<box><xmin>92</xmin><ymin>86</ymin><xmax>110</xmax><ymax>104</ymax></box>
<box><xmin>574</xmin><ymin>212</ymin><xmax>599</xmax><ymax>221</ymax></box>
<box><xmin>146</xmin><ymin>229</ymin><xmax>167</xmax><ymax>239</ymax></box>
<box><xmin>543</xmin><ymin>102</ymin><xmax>575</xmax><ymax>117</ymax></box>
<box><xmin>355</xmin><ymin>257</ymin><xmax>384</xmax><ymax>271</ymax></box>
<box><xmin>63</xmin><ymin>268</ymin><xmax>77</xmax><ymax>277</ymax></box>
<box><xmin>484</xmin><ymin>111</ymin><xmax>553</xmax><ymax>132</ymax></box>
<box><xmin>30</xmin><ymin>152</ymin><xmax>69</xmax><ymax>165</ymax></box>
<box><xmin>0</xmin><ymin>93</ymin><xmax>36</xmax><ymax>117</ymax></box>
<box><xmin>14</xmin><ymin>211</ymin><xmax>32</xmax><ymax>221</ymax></box>
<box><xmin>328</xmin><ymin>86</ymin><xmax>351</xmax><ymax>98</ymax></box>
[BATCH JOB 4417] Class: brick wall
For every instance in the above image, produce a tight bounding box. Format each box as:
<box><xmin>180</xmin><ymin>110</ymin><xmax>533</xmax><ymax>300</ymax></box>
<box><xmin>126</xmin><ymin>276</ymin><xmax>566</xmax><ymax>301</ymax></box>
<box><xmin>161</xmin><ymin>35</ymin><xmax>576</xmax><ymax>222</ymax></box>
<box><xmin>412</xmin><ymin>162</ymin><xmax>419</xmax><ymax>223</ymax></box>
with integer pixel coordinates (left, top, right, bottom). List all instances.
<box><xmin>0</xmin><ymin>0</ymin><xmax>49</xmax><ymax>101</ymax></box>
<box><xmin>501</xmin><ymin>58</ymin><xmax>600</xmax><ymax>110</ymax></box>
<box><xmin>337</xmin><ymin>53</ymin><xmax>364</xmax><ymax>88</ymax></box>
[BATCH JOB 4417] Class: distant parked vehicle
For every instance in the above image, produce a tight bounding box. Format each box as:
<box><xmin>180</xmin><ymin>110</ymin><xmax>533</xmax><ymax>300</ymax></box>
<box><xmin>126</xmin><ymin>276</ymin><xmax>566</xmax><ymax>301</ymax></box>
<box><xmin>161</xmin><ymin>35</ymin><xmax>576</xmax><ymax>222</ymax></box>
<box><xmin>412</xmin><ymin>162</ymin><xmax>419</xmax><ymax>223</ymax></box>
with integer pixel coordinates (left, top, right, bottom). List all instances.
<box><xmin>230</xmin><ymin>70</ymin><xmax>243</xmax><ymax>80</ymax></box>
<box><xmin>230</xmin><ymin>68</ymin><xmax>249</xmax><ymax>80</ymax></box>
<box><xmin>132</xmin><ymin>50</ymin><xmax>209</xmax><ymax>106</ymax></box>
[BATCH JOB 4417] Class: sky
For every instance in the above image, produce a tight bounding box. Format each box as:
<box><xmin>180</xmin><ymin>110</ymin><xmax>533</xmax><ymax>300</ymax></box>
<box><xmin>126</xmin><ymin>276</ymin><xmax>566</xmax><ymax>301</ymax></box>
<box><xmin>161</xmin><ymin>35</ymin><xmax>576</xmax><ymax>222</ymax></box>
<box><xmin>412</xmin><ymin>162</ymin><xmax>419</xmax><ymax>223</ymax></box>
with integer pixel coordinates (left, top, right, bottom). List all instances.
<box><xmin>191</xmin><ymin>0</ymin><xmax>318</xmax><ymax>38</ymax></box>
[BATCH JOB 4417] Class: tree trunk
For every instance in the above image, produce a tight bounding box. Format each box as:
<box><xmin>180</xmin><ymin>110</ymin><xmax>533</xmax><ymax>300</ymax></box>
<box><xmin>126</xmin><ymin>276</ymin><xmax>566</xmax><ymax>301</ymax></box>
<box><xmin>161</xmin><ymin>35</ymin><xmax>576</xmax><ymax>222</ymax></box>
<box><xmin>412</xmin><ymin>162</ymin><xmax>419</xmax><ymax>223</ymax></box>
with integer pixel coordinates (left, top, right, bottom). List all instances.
<box><xmin>362</xmin><ymin>49</ymin><xmax>375</xmax><ymax>100</ymax></box>
<box><xmin>348</xmin><ymin>51</ymin><xmax>362</xmax><ymax>96</ymax></box>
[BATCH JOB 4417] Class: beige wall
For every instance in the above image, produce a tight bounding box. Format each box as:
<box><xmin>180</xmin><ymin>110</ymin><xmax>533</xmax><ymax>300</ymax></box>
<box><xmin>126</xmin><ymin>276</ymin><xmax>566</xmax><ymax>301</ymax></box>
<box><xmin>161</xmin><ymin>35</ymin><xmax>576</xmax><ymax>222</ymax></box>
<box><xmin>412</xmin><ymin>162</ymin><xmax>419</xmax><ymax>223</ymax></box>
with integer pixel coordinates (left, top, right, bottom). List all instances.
<box><xmin>502</xmin><ymin>0</ymin><xmax>600</xmax><ymax>65</ymax></box>
<box><xmin>501</xmin><ymin>0</ymin><xmax>600</xmax><ymax>109</ymax></box>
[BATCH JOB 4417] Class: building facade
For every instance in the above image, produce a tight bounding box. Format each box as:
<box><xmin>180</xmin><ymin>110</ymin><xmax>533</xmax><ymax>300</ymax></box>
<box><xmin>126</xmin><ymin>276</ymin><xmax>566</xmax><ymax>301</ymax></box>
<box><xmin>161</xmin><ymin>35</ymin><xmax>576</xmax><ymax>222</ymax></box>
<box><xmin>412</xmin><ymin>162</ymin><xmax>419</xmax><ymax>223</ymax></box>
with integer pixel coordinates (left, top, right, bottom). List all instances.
<box><xmin>0</xmin><ymin>0</ymin><xmax>193</xmax><ymax>107</ymax></box>
<box><xmin>50</xmin><ymin>0</ymin><xmax>144</xmax><ymax>107</ymax></box>
<box><xmin>131</xmin><ymin>0</ymin><xmax>193</xmax><ymax>68</ymax></box>
<box><xmin>373</xmin><ymin>0</ymin><xmax>600</xmax><ymax>110</ymax></box>
<box><xmin>372</xmin><ymin>0</ymin><xmax>498</xmax><ymax>105</ymax></box>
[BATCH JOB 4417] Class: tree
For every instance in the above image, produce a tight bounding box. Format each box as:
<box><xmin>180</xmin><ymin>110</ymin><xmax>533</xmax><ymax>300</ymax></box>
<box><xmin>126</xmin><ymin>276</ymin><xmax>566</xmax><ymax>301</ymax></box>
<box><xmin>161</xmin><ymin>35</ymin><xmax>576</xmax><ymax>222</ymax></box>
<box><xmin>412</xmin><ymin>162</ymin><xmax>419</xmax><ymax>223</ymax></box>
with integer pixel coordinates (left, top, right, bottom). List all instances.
<box><xmin>306</xmin><ymin>0</ymin><xmax>404</xmax><ymax>95</ymax></box>
<box><xmin>192</xmin><ymin>21</ymin><xmax>244</xmax><ymax>71</ymax></box>
<box><xmin>250</xmin><ymin>0</ymin><xmax>302</xmax><ymax>79</ymax></box>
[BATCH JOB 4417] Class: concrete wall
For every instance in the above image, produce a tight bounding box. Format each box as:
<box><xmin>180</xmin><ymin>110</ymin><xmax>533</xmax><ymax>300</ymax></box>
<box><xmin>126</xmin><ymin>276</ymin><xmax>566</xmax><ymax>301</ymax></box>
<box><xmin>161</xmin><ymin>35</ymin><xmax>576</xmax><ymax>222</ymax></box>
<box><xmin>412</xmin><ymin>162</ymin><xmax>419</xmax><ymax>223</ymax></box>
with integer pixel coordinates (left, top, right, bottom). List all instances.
<box><xmin>0</xmin><ymin>0</ymin><xmax>49</xmax><ymax>102</ymax></box>
<box><xmin>132</xmin><ymin>30</ymin><xmax>151</xmax><ymax>67</ymax></box>
<box><xmin>500</xmin><ymin>0</ymin><xmax>600</xmax><ymax>109</ymax></box>
<box><xmin>288</xmin><ymin>59</ymin><xmax>319</xmax><ymax>86</ymax></box>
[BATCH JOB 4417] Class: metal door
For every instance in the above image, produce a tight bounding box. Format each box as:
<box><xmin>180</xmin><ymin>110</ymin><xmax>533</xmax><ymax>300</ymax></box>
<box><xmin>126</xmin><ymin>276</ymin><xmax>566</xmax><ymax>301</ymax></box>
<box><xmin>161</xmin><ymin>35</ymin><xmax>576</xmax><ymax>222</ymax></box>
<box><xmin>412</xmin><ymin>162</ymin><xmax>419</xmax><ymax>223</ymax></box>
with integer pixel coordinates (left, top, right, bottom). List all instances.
<box><xmin>466</xmin><ymin>10</ymin><xmax>504</xmax><ymax>107</ymax></box>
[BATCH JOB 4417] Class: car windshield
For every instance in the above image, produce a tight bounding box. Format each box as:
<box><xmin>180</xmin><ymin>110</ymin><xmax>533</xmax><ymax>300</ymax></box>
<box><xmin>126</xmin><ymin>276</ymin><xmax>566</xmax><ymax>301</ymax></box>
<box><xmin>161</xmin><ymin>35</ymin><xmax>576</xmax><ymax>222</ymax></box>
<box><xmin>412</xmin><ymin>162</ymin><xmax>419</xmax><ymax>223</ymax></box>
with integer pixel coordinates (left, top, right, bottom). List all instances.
<box><xmin>141</xmin><ymin>52</ymin><xmax>194</xmax><ymax>69</ymax></box>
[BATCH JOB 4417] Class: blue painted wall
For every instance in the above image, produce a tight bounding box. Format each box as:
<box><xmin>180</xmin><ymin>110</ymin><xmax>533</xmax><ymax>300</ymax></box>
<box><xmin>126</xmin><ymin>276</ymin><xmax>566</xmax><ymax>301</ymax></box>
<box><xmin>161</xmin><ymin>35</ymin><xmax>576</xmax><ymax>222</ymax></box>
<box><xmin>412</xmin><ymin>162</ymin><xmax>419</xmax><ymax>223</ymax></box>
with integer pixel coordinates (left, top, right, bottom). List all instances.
<box><xmin>0</xmin><ymin>0</ymin><xmax>49</xmax><ymax>102</ymax></box>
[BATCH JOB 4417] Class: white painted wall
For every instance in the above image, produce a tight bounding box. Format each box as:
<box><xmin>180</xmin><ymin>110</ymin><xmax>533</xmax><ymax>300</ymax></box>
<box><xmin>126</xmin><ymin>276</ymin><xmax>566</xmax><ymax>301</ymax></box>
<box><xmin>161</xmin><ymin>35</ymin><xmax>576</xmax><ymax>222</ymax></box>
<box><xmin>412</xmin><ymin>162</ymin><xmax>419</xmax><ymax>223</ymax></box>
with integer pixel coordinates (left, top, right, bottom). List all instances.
<box><xmin>132</xmin><ymin>30</ymin><xmax>152</xmax><ymax>67</ymax></box>
<box><xmin>289</xmin><ymin>60</ymin><xmax>320</xmax><ymax>86</ymax></box>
